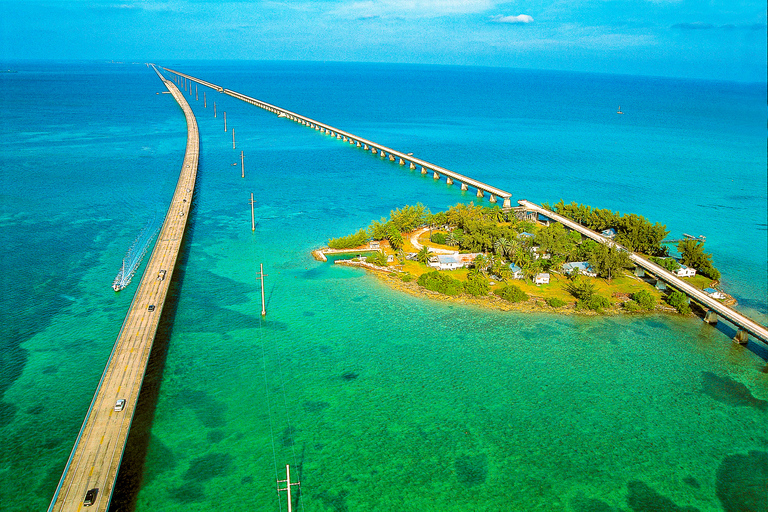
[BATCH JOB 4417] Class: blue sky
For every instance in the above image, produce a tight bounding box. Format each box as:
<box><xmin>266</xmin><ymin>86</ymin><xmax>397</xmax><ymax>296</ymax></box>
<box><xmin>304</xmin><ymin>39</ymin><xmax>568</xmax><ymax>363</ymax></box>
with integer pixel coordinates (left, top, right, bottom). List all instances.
<box><xmin>1</xmin><ymin>0</ymin><xmax>765</xmax><ymax>81</ymax></box>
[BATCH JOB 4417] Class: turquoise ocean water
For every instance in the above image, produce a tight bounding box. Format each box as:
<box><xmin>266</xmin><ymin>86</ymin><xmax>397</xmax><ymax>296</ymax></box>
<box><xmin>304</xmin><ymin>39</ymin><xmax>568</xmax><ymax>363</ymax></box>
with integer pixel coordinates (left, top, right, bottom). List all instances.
<box><xmin>1</xmin><ymin>61</ymin><xmax>766</xmax><ymax>511</ymax></box>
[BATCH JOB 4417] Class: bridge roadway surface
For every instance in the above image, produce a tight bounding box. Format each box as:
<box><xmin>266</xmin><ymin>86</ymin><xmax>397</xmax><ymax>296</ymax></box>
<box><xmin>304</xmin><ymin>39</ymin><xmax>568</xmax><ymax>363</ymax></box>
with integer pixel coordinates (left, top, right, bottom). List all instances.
<box><xmin>163</xmin><ymin>67</ymin><xmax>513</xmax><ymax>207</ymax></box>
<box><xmin>519</xmin><ymin>200</ymin><xmax>768</xmax><ymax>346</ymax></box>
<box><xmin>48</xmin><ymin>66</ymin><xmax>199</xmax><ymax>512</ymax></box>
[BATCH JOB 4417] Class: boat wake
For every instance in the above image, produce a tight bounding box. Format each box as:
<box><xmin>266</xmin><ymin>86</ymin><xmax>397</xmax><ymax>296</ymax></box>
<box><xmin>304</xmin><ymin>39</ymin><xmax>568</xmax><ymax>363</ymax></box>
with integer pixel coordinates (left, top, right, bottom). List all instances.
<box><xmin>112</xmin><ymin>220</ymin><xmax>159</xmax><ymax>291</ymax></box>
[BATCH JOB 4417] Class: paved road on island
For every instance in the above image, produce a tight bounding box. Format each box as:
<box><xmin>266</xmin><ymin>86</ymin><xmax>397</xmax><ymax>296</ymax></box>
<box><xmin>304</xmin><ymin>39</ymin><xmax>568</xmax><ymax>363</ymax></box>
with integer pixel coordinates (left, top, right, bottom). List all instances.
<box><xmin>48</xmin><ymin>65</ymin><xmax>199</xmax><ymax>512</ymax></box>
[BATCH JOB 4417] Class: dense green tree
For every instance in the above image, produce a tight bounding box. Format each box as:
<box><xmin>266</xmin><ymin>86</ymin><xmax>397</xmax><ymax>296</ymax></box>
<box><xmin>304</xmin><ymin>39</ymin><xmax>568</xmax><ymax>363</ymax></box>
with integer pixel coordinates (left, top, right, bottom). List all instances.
<box><xmin>328</xmin><ymin>229</ymin><xmax>369</xmax><ymax>249</ymax></box>
<box><xmin>567</xmin><ymin>277</ymin><xmax>596</xmax><ymax>301</ymax></box>
<box><xmin>465</xmin><ymin>273</ymin><xmax>490</xmax><ymax>296</ymax></box>
<box><xmin>546</xmin><ymin>297</ymin><xmax>567</xmax><ymax>308</ymax></box>
<box><xmin>495</xmin><ymin>285</ymin><xmax>529</xmax><ymax>303</ymax></box>
<box><xmin>417</xmin><ymin>271</ymin><xmax>464</xmax><ymax>296</ymax></box>
<box><xmin>389</xmin><ymin>204</ymin><xmax>427</xmax><ymax>232</ymax></box>
<box><xmin>430</xmin><ymin>232</ymin><xmax>447</xmax><ymax>245</ymax></box>
<box><xmin>650</xmin><ymin>256</ymin><xmax>681</xmax><ymax>272</ymax></box>
<box><xmin>534</xmin><ymin>222</ymin><xmax>576</xmax><ymax>259</ymax></box>
<box><xmin>365</xmin><ymin>251</ymin><xmax>388</xmax><ymax>266</ymax></box>
<box><xmin>631</xmin><ymin>290</ymin><xmax>656</xmax><ymax>310</ymax></box>
<box><xmin>677</xmin><ymin>239</ymin><xmax>721</xmax><ymax>280</ymax></box>
<box><xmin>368</xmin><ymin>219</ymin><xmax>391</xmax><ymax>240</ymax></box>
<box><xmin>666</xmin><ymin>291</ymin><xmax>692</xmax><ymax>314</ymax></box>
<box><xmin>589</xmin><ymin>244</ymin><xmax>632</xmax><ymax>281</ymax></box>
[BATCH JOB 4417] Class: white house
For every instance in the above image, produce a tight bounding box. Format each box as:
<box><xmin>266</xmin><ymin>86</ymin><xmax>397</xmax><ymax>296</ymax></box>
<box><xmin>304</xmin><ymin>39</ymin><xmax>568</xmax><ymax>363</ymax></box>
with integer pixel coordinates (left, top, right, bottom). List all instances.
<box><xmin>562</xmin><ymin>261</ymin><xmax>597</xmax><ymax>277</ymax></box>
<box><xmin>508</xmin><ymin>264</ymin><xmax>524</xmax><ymax>280</ymax></box>
<box><xmin>427</xmin><ymin>252</ymin><xmax>481</xmax><ymax>271</ymax></box>
<box><xmin>704</xmin><ymin>287</ymin><xmax>726</xmax><ymax>299</ymax></box>
<box><xmin>674</xmin><ymin>264</ymin><xmax>696</xmax><ymax>278</ymax></box>
<box><xmin>534</xmin><ymin>272</ymin><xmax>550</xmax><ymax>285</ymax></box>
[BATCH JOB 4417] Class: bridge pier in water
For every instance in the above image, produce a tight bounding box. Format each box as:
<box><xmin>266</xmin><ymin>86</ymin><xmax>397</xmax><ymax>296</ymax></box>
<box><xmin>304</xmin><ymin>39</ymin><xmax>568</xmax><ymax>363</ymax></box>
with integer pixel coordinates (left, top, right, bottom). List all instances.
<box><xmin>704</xmin><ymin>310</ymin><xmax>718</xmax><ymax>325</ymax></box>
<box><xmin>733</xmin><ymin>329</ymin><xmax>749</xmax><ymax>345</ymax></box>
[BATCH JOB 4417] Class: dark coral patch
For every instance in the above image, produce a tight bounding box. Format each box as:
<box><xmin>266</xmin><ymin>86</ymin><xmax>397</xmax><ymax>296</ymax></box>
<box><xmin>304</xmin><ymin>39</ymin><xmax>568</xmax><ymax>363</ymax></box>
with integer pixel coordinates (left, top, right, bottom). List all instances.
<box><xmin>455</xmin><ymin>453</ymin><xmax>488</xmax><ymax>487</ymax></box>
<box><xmin>716</xmin><ymin>450</ymin><xmax>768</xmax><ymax>512</ymax></box>
<box><xmin>701</xmin><ymin>372</ymin><xmax>768</xmax><ymax>410</ymax></box>
<box><xmin>184</xmin><ymin>453</ymin><xmax>233</xmax><ymax>483</ymax></box>
<box><xmin>626</xmin><ymin>481</ymin><xmax>699</xmax><ymax>512</ymax></box>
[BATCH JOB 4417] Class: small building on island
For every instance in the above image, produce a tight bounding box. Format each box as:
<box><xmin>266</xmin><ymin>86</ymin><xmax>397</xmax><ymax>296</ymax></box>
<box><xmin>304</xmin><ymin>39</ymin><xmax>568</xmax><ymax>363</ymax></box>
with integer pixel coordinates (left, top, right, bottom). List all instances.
<box><xmin>509</xmin><ymin>264</ymin><xmax>524</xmax><ymax>279</ymax></box>
<box><xmin>427</xmin><ymin>252</ymin><xmax>482</xmax><ymax>271</ymax></box>
<box><xmin>562</xmin><ymin>261</ymin><xmax>597</xmax><ymax>277</ymax></box>
<box><xmin>534</xmin><ymin>272</ymin><xmax>550</xmax><ymax>285</ymax></box>
<box><xmin>704</xmin><ymin>287</ymin><xmax>726</xmax><ymax>299</ymax></box>
<box><xmin>674</xmin><ymin>264</ymin><xmax>696</xmax><ymax>277</ymax></box>
<box><xmin>601</xmin><ymin>228</ymin><xmax>617</xmax><ymax>239</ymax></box>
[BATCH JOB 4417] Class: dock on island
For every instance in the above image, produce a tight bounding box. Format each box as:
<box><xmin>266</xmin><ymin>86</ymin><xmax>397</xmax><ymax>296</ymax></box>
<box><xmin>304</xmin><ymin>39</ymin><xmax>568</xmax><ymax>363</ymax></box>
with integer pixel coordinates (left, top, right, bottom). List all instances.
<box><xmin>47</xmin><ymin>65</ymin><xmax>199</xmax><ymax>512</ymax></box>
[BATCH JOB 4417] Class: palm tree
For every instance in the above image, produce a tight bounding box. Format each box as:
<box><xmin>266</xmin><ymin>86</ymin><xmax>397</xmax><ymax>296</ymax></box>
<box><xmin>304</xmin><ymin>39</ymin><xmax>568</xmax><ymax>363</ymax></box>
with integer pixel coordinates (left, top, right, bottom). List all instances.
<box><xmin>417</xmin><ymin>246</ymin><xmax>432</xmax><ymax>264</ymax></box>
<box><xmin>473</xmin><ymin>253</ymin><xmax>488</xmax><ymax>274</ymax></box>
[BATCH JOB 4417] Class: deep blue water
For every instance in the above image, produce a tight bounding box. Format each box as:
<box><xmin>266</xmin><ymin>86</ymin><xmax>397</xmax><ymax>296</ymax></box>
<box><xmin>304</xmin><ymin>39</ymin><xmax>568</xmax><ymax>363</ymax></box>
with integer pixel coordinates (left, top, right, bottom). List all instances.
<box><xmin>0</xmin><ymin>61</ymin><xmax>766</xmax><ymax>511</ymax></box>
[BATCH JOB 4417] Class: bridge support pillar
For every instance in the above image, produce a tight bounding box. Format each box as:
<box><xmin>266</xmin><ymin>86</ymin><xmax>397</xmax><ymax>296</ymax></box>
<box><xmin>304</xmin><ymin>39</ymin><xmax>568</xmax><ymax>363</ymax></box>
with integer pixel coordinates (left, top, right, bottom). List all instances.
<box><xmin>381</xmin><ymin>151</ymin><xmax>386</xmax><ymax>158</ymax></box>
<box><xmin>342</xmin><ymin>136</ymin><xmax>347</xmax><ymax>141</ymax></box>
<box><xmin>635</xmin><ymin>267</ymin><xmax>645</xmax><ymax>277</ymax></box>
<box><xmin>461</xmin><ymin>183</ymin><xmax>468</xmax><ymax>191</ymax></box>
<box><xmin>372</xmin><ymin>148</ymin><xmax>377</xmax><ymax>154</ymax></box>
<box><xmin>410</xmin><ymin>162</ymin><xmax>416</xmax><ymax>170</ymax></box>
<box><xmin>477</xmin><ymin>189</ymin><xmax>484</xmax><ymax>199</ymax></box>
<box><xmin>446</xmin><ymin>177</ymin><xmax>453</xmax><ymax>185</ymax></box>
<box><xmin>399</xmin><ymin>158</ymin><xmax>405</xmax><ymax>165</ymax></box>
<box><xmin>489</xmin><ymin>194</ymin><xmax>497</xmax><ymax>203</ymax></box>
<box><xmin>502</xmin><ymin>197</ymin><xmax>512</xmax><ymax>208</ymax></box>
<box><xmin>733</xmin><ymin>329</ymin><xmax>749</xmax><ymax>345</ymax></box>
<box><xmin>421</xmin><ymin>167</ymin><xmax>427</xmax><ymax>174</ymax></box>
<box><xmin>357</xmin><ymin>141</ymin><xmax>361</xmax><ymax>147</ymax></box>
<box><xmin>389</xmin><ymin>154</ymin><xmax>395</xmax><ymax>161</ymax></box>
<box><xmin>433</xmin><ymin>171</ymin><xmax>440</xmax><ymax>180</ymax></box>
<box><xmin>337</xmin><ymin>134</ymin><xmax>342</xmax><ymax>139</ymax></box>
<box><xmin>703</xmin><ymin>310</ymin><xmax>718</xmax><ymax>325</ymax></box>
<box><xmin>364</xmin><ymin>144</ymin><xmax>369</xmax><ymax>150</ymax></box>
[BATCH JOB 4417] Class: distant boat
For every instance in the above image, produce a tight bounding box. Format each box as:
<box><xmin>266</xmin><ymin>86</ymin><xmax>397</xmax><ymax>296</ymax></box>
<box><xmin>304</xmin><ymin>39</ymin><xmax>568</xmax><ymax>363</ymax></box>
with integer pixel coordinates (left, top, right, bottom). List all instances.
<box><xmin>617</xmin><ymin>106</ymin><xmax>624</xmax><ymax>114</ymax></box>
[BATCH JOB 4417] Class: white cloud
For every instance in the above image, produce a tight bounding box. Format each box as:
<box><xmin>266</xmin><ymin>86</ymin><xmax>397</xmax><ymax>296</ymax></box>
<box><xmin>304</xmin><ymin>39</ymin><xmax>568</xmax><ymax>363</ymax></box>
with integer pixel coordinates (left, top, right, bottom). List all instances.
<box><xmin>492</xmin><ymin>14</ymin><xmax>534</xmax><ymax>24</ymax></box>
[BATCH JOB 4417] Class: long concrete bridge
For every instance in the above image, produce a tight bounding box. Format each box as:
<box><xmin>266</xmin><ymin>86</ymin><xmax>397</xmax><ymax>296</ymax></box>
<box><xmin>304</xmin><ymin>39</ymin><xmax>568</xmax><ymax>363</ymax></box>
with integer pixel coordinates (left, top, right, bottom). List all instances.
<box><xmin>47</xmin><ymin>65</ymin><xmax>199</xmax><ymax>512</ymax></box>
<box><xmin>162</xmin><ymin>67</ymin><xmax>513</xmax><ymax>208</ymax></box>
<box><xmin>518</xmin><ymin>200</ymin><xmax>768</xmax><ymax>347</ymax></box>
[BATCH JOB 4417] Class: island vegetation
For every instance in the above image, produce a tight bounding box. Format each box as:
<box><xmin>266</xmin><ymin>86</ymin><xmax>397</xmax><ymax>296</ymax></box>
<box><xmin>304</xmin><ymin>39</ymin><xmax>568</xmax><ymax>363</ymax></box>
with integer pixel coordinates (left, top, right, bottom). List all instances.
<box><xmin>320</xmin><ymin>201</ymin><xmax>727</xmax><ymax>315</ymax></box>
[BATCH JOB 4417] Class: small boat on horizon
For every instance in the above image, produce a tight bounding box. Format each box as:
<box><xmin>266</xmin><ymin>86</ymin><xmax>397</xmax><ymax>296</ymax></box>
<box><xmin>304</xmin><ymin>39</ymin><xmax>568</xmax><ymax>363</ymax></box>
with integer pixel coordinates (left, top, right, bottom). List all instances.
<box><xmin>617</xmin><ymin>106</ymin><xmax>624</xmax><ymax>114</ymax></box>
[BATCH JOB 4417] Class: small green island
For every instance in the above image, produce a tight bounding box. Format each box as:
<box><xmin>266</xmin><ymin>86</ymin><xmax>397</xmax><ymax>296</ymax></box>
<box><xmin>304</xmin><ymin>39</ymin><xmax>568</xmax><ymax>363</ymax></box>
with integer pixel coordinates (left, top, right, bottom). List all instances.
<box><xmin>313</xmin><ymin>201</ymin><xmax>730</xmax><ymax>315</ymax></box>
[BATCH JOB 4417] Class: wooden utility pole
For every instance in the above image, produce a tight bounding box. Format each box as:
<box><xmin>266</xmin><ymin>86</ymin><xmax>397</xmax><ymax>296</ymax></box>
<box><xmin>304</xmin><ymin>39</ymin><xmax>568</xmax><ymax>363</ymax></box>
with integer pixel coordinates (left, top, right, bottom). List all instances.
<box><xmin>204</xmin><ymin>91</ymin><xmax>207</xmax><ymax>108</ymax></box>
<box><xmin>224</xmin><ymin>111</ymin><xmax>227</xmax><ymax>131</ymax></box>
<box><xmin>214</xmin><ymin>102</ymin><xmax>217</xmax><ymax>117</ymax></box>
<box><xmin>257</xmin><ymin>263</ymin><xmax>268</xmax><ymax>316</ymax></box>
<box><xmin>241</xmin><ymin>151</ymin><xmax>244</xmax><ymax>178</ymax></box>
<box><xmin>232</xmin><ymin>128</ymin><xmax>235</xmax><ymax>149</ymax></box>
<box><xmin>250</xmin><ymin>193</ymin><xmax>255</xmax><ymax>231</ymax></box>
<box><xmin>195</xmin><ymin>85</ymin><xmax>198</xmax><ymax>101</ymax></box>
<box><xmin>277</xmin><ymin>464</ymin><xmax>299</xmax><ymax>512</ymax></box>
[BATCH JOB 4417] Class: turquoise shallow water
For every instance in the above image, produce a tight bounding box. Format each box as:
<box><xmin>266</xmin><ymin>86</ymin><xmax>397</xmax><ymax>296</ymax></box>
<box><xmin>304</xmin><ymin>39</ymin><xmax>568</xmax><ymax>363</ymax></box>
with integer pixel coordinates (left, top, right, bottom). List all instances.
<box><xmin>0</xmin><ymin>61</ymin><xmax>766</xmax><ymax>511</ymax></box>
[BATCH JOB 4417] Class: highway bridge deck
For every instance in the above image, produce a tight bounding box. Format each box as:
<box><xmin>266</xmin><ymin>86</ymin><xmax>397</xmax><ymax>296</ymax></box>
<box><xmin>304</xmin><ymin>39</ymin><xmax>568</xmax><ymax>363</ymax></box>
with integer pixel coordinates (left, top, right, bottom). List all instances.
<box><xmin>162</xmin><ymin>67</ymin><xmax>513</xmax><ymax>206</ymax></box>
<box><xmin>518</xmin><ymin>200</ymin><xmax>768</xmax><ymax>346</ymax></box>
<box><xmin>48</xmin><ymin>65</ymin><xmax>198</xmax><ymax>512</ymax></box>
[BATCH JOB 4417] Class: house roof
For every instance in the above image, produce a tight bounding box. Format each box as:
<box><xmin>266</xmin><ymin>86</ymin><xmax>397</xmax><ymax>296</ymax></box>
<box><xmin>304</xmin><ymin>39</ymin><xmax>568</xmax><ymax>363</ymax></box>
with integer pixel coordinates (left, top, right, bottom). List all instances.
<box><xmin>517</xmin><ymin>232</ymin><xmax>534</xmax><ymax>239</ymax></box>
<box><xmin>703</xmin><ymin>287</ymin><xmax>720</xmax><ymax>294</ymax></box>
<box><xmin>509</xmin><ymin>264</ymin><xmax>522</xmax><ymax>272</ymax></box>
<box><xmin>563</xmin><ymin>261</ymin><xmax>594</xmax><ymax>272</ymax></box>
